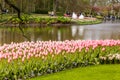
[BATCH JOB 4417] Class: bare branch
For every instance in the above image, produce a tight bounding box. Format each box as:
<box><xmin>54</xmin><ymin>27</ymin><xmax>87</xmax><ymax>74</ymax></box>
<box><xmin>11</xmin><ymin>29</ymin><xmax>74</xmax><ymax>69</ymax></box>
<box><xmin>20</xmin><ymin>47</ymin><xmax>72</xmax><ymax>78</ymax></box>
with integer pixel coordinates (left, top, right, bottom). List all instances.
<box><xmin>4</xmin><ymin>0</ymin><xmax>23</xmax><ymax>21</ymax></box>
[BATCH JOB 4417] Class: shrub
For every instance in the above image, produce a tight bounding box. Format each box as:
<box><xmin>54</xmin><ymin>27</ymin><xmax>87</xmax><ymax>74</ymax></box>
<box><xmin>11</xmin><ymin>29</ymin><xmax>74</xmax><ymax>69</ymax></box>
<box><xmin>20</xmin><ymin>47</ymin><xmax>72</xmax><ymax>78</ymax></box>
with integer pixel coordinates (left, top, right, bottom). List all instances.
<box><xmin>9</xmin><ymin>14</ymin><xmax>31</xmax><ymax>24</ymax></box>
<box><xmin>57</xmin><ymin>16</ymin><xmax>71</xmax><ymax>23</ymax></box>
<box><xmin>32</xmin><ymin>17</ymin><xmax>71</xmax><ymax>24</ymax></box>
<box><xmin>21</xmin><ymin>14</ymin><xmax>31</xmax><ymax>23</ymax></box>
<box><xmin>11</xmin><ymin>17</ymin><xmax>21</xmax><ymax>24</ymax></box>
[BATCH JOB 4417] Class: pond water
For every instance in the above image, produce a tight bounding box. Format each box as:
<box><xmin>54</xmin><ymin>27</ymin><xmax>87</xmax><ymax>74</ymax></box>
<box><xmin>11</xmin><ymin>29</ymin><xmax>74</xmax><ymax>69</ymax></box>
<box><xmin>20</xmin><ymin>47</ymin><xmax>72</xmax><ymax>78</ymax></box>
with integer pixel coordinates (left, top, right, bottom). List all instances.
<box><xmin>0</xmin><ymin>22</ymin><xmax>120</xmax><ymax>45</ymax></box>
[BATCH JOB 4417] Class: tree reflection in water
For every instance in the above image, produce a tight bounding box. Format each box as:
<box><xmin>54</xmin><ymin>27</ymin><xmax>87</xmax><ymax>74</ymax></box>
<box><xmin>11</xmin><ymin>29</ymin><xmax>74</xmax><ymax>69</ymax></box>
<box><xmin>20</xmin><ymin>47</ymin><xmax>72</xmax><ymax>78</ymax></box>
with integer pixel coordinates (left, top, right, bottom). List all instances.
<box><xmin>0</xmin><ymin>23</ymin><xmax>120</xmax><ymax>45</ymax></box>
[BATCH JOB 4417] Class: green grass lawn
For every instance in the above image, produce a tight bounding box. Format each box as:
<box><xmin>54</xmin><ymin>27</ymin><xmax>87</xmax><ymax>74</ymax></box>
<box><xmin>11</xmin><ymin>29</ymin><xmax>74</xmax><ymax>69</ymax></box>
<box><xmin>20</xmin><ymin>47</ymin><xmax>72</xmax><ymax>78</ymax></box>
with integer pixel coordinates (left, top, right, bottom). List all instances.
<box><xmin>30</xmin><ymin>64</ymin><xmax>120</xmax><ymax>80</ymax></box>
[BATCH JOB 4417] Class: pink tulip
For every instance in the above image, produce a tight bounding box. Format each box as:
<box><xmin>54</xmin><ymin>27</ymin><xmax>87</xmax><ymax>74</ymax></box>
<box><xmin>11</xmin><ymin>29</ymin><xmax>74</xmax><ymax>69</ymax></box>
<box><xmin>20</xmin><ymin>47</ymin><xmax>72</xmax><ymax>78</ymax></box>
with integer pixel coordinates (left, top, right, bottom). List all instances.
<box><xmin>102</xmin><ymin>48</ymin><xmax>105</xmax><ymax>51</ymax></box>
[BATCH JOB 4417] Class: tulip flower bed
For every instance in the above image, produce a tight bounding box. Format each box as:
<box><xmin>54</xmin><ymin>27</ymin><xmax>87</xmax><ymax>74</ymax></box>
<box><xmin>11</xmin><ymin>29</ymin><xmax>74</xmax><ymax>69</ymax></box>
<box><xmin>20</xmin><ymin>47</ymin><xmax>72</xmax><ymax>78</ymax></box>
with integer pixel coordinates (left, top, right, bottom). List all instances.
<box><xmin>100</xmin><ymin>53</ymin><xmax>120</xmax><ymax>64</ymax></box>
<box><xmin>0</xmin><ymin>40</ymin><xmax>120</xmax><ymax>79</ymax></box>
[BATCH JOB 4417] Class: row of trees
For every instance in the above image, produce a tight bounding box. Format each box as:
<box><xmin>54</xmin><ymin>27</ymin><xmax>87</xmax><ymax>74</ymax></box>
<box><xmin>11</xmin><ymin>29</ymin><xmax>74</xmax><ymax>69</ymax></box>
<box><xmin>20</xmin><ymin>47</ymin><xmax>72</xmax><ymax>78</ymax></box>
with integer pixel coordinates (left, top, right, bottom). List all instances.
<box><xmin>0</xmin><ymin>0</ymin><xmax>120</xmax><ymax>16</ymax></box>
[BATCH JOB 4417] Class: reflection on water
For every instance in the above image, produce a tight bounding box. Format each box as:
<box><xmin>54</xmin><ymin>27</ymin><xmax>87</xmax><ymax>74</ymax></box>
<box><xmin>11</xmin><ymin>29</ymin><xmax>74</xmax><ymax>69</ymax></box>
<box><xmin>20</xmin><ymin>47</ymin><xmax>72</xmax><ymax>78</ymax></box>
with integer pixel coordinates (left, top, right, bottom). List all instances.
<box><xmin>71</xmin><ymin>26</ymin><xmax>84</xmax><ymax>37</ymax></box>
<box><xmin>0</xmin><ymin>23</ymin><xmax>120</xmax><ymax>45</ymax></box>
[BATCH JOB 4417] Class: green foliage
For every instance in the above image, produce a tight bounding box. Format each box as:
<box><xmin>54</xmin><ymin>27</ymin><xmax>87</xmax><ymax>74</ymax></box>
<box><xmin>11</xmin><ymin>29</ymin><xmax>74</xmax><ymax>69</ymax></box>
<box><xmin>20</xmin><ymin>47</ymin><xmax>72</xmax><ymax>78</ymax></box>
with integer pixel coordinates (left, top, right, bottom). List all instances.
<box><xmin>0</xmin><ymin>14</ymin><xmax>12</xmax><ymax>23</ymax></box>
<box><xmin>57</xmin><ymin>16</ymin><xmax>71</xmax><ymax>23</ymax></box>
<box><xmin>31</xmin><ymin>17</ymin><xmax>71</xmax><ymax>24</ymax></box>
<box><xmin>8</xmin><ymin>16</ymin><xmax>71</xmax><ymax>25</ymax></box>
<box><xmin>34</xmin><ymin>17</ymin><xmax>44</xmax><ymax>23</ymax></box>
<box><xmin>21</xmin><ymin>14</ymin><xmax>31</xmax><ymax>23</ymax></box>
<box><xmin>11</xmin><ymin>17</ymin><xmax>21</xmax><ymax>24</ymax></box>
<box><xmin>9</xmin><ymin>14</ymin><xmax>31</xmax><ymax>24</ymax></box>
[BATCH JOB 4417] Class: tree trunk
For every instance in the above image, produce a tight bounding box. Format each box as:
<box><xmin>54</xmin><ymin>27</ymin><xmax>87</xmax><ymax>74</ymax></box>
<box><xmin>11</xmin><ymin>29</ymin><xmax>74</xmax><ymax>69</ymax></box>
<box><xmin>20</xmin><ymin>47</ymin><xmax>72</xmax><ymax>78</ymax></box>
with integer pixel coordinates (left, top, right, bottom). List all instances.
<box><xmin>53</xmin><ymin>0</ymin><xmax>58</xmax><ymax>15</ymax></box>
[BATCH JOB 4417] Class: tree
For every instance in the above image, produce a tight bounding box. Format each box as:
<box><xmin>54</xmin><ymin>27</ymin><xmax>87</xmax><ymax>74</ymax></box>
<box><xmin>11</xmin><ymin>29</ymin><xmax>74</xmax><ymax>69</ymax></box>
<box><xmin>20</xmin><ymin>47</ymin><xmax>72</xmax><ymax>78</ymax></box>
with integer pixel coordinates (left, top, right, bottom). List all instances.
<box><xmin>53</xmin><ymin>0</ymin><xmax>58</xmax><ymax>15</ymax></box>
<box><xmin>4</xmin><ymin>0</ymin><xmax>23</xmax><ymax>21</ymax></box>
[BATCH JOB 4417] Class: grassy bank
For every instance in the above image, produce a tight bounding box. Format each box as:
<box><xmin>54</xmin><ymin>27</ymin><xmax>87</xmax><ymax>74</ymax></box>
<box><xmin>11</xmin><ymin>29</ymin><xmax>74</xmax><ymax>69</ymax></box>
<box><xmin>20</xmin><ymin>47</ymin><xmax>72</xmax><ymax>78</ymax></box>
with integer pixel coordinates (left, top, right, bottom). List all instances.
<box><xmin>71</xmin><ymin>17</ymin><xmax>102</xmax><ymax>25</ymax></box>
<box><xmin>76</xmin><ymin>19</ymin><xmax>102</xmax><ymax>25</ymax></box>
<box><xmin>31</xmin><ymin>64</ymin><xmax>120</xmax><ymax>80</ymax></box>
<box><xmin>0</xmin><ymin>14</ymin><xmax>102</xmax><ymax>25</ymax></box>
